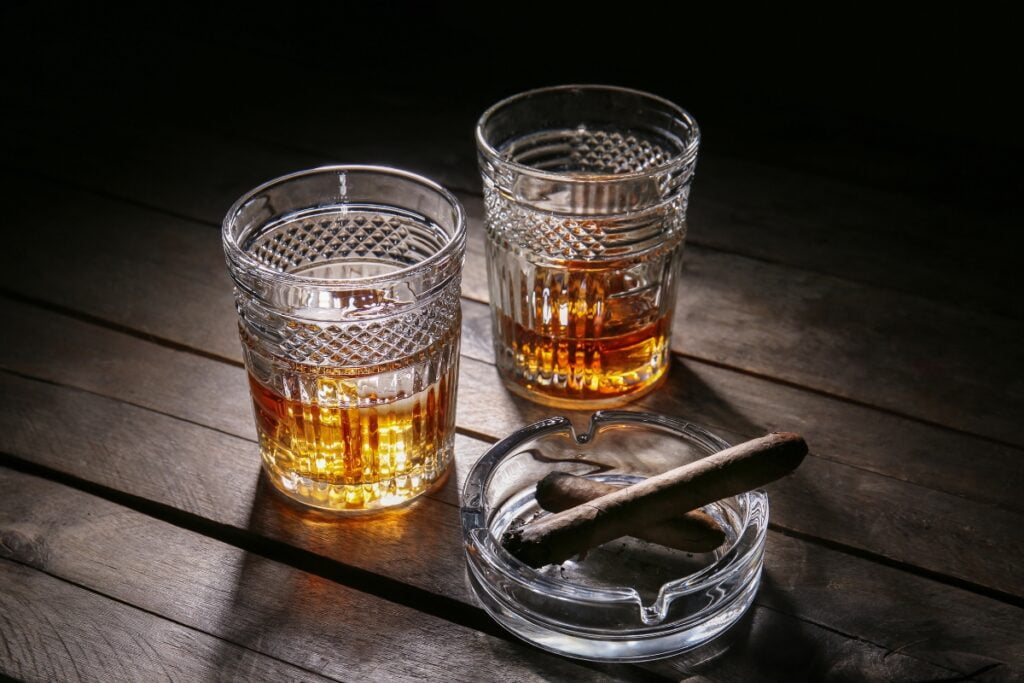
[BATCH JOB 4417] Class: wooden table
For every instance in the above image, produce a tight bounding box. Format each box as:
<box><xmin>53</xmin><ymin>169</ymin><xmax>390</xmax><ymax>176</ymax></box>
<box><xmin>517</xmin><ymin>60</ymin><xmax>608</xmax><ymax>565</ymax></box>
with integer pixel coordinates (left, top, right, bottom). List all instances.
<box><xmin>2</xmin><ymin>13</ymin><xmax>1021</xmax><ymax>682</ymax></box>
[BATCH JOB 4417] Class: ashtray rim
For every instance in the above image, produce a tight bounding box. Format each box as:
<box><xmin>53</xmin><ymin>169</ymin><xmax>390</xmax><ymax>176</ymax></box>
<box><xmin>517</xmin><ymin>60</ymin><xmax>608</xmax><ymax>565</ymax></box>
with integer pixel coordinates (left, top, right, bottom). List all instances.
<box><xmin>459</xmin><ymin>410</ymin><xmax>769</xmax><ymax>661</ymax></box>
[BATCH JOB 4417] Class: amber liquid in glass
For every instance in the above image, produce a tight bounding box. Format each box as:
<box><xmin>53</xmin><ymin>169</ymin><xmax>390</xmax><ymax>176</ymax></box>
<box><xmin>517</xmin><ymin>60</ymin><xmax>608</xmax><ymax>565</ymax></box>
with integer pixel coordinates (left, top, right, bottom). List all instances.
<box><xmin>494</xmin><ymin>263</ymin><xmax>671</xmax><ymax>407</ymax></box>
<box><xmin>248</xmin><ymin>361</ymin><xmax>456</xmax><ymax>511</ymax></box>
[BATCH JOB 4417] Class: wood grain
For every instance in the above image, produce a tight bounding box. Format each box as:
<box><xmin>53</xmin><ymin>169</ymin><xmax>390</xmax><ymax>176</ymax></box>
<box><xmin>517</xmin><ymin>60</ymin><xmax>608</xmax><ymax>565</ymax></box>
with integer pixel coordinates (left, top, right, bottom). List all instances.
<box><xmin>3</xmin><ymin>291</ymin><xmax>1024</xmax><ymax>598</ymax></box>
<box><xmin>457</xmin><ymin>301</ymin><xmax>1024</xmax><ymax>514</ymax></box>
<box><xmin>0</xmin><ymin>176</ymin><xmax>239</xmax><ymax>361</ymax></box>
<box><xmin>455</xmin><ymin>194</ymin><xmax>1024</xmax><ymax>447</ymax></box>
<box><xmin>0</xmin><ymin>469</ymin><xmax>629</xmax><ymax>683</ymax></box>
<box><xmin>3</xmin><ymin>123</ymin><xmax>1024</xmax><ymax>445</ymax></box>
<box><xmin>227</xmin><ymin>101</ymin><xmax>1023</xmax><ymax>320</ymax></box>
<box><xmin>2</xmin><ymin>176</ymin><xmax>1022</xmax><ymax>516</ymax></box>
<box><xmin>0</xmin><ymin>371</ymin><xmax>1020</xmax><ymax>676</ymax></box>
<box><xmin>0</xmin><ymin>469</ymin><xmax>962</xmax><ymax>682</ymax></box>
<box><xmin>451</xmin><ymin>359</ymin><xmax>1024</xmax><ymax>600</ymax></box>
<box><xmin>0</xmin><ymin>558</ymin><xmax>336</xmax><ymax>682</ymax></box>
<box><xmin>688</xmin><ymin>154</ymin><xmax>1021</xmax><ymax>320</ymax></box>
<box><xmin>4</xmin><ymin>23</ymin><xmax>1019</xmax><ymax>321</ymax></box>
<box><xmin>5</xmin><ymin>294</ymin><xmax>1024</xmax><ymax>592</ymax></box>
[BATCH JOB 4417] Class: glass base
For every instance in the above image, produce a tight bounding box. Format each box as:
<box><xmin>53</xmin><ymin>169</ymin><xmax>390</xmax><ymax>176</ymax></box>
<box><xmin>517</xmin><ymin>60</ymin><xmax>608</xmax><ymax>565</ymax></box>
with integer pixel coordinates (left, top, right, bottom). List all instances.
<box><xmin>262</xmin><ymin>447</ymin><xmax>453</xmax><ymax>514</ymax></box>
<box><xmin>499</xmin><ymin>367</ymin><xmax>668</xmax><ymax>410</ymax></box>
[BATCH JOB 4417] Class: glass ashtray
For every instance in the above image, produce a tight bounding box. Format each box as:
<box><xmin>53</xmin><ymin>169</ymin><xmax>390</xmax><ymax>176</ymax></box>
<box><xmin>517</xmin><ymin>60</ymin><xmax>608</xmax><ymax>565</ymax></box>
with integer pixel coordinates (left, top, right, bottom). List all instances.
<box><xmin>460</xmin><ymin>411</ymin><xmax>768</xmax><ymax>662</ymax></box>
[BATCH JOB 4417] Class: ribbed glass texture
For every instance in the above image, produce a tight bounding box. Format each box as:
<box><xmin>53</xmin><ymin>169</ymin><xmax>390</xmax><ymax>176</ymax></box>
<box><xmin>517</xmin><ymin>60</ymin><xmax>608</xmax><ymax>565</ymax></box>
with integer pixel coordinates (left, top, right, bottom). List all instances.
<box><xmin>477</xmin><ymin>86</ymin><xmax>700</xmax><ymax>408</ymax></box>
<box><xmin>223</xmin><ymin>166</ymin><xmax>466</xmax><ymax>512</ymax></box>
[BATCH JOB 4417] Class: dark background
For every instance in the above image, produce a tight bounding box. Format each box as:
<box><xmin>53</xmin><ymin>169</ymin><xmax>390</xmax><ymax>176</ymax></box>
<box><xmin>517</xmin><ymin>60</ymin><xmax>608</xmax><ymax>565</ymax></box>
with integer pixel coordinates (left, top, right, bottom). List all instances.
<box><xmin>2</xmin><ymin>3</ymin><xmax>1020</xmax><ymax>245</ymax></box>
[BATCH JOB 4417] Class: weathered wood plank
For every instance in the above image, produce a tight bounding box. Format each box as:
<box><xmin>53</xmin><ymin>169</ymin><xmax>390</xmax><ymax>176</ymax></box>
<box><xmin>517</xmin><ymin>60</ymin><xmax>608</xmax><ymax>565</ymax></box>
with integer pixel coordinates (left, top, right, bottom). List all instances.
<box><xmin>5</xmin><ymin>253</ymin><xmax>1023</xmax><ymax>523</ymax></box>
<box><xmin>0</xmin><ymin>296</ymin><xmax>477</xmax><ymax>509</ymax></box>
<box><xmin>3</xmin><ymin>121</ymin><xmax>332</xmax><ymax>232</ymax></box>
<box><xmin>4</xmin><ymin>15</ymin><xmax>1015</xmax><ymax>683</ymax></box>
<box><xmin>448</xmin><ymin>360</ymin><xmax>1024</xmax><ymax>600</ymax></box>
<box><xmin>0</xmin><ymin>175</ymin><xmax>240</xmax><ymax>361</ymax></box>
<box><xmin>7</xmin><ymin>10</ymin><xmax>1021</xmax><ymax>322</ymax></box>
<box><xmin>0</xmin><ymin>469</ymin><xmax>965</xmax><ymax>682</ymax></box>
<box><xmin>0</xmin><ymin>558</ymin><xmax>336</xmax><ymax>683</ymax></box>
<box><xmin>689</xmin><ymin>154</ymin><xmax>1021</xmax><ymax>320</ymax></box>
<box><xmin>2</xmin><ymin>161</ymin><xmax>1022</xmax><ymax>447</ymax></box>
<box><xmin>454</xmin><ymin>194</ymin><xmax>1024</xmax><ymax>447</ymax></box>
<box><xmin>647</xmin><ymin>606</ymin><xmax>963</xmax><ymax>682</ymax></box>
<box><xmin>224</xmin><ymin>105</ymin><xmax>1023</xmax><ymax>321</ymax></box>
<box><xmin>5</xmin><ymin>293</ymin><xmax>1024</xmax><ymax>594</ymax></box>
<box><xmin>0</xmin><ymin>369</ymin><xmax>473</xmax><ymax>602</ymax></box>
<box><xmin>4</xmin><ymin>175</ymin><xmax>1019</xmax><ymax>518</ymax></box>
<box><xmin>456</xmin><ymin>301</ymin><xmax>1024</xmax><ymax>514</ymax></box>
<box><xmin>0</xmin><ymin>370</ymin><xmax>1020</xmax><ymax>676</ymax></box>
<box><xmin>0</xmin><ymin>469</ymin><xmax>628</xmax><ymax>683</ymax></box>
<box><xmin>4</xmin><ymin>279</ymin><xmax>1024</xmax><ymax>594</ymax></box>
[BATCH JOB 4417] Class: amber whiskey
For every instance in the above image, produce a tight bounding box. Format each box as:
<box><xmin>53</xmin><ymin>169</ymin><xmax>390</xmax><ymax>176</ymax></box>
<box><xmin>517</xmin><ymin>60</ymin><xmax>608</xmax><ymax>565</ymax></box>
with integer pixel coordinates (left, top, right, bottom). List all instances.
<box><xmin>492</xmin><ymin>263</ymin><xmax>672</xmax><ymax>408</ymax></box>
<box><xmin>249</xmin><ymin>361</ymin><xmax>457</xmax><ymax>511</ymax></box>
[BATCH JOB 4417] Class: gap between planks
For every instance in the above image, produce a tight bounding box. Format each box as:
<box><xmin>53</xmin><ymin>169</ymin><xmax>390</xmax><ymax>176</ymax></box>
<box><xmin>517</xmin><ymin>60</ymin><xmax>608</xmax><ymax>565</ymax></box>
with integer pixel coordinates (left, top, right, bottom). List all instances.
<box><xmin>6</xmin><ymin>275</ymin><xmax>1023</xmax><ymax>517</ymax></box>
<box><xmin>0</xmin><ymin>452</ymin><xmax>514</xmax><ymax>645</ymax></box>
<box><xmin>0</xmin><ymin>555</ymin><xmax>342</xmax><ymax>683</ymax></box>
<box><xmin>0</xmin><ymin>556</ymin><xmax>345</xmax><ymax>681</ymax></box>
<box><xmin>1</xmin><ymin>365</ymin><xmax>1022</xmax><ymax>612</ymax></box>
<box><xmin>0</xmin><ymin>474</ymin><xmax>641</xmax><ymax>683</ymax></box>
<box><xmin>5</xmin><ymin>275</ymin><xmax>1024</xmax><ymax>513</ymax></box>
<box><xmin>2</xmin><ymin>163</ymin><xmax>1022</xmax><ymax>456</ymax></box>
<box><xmin>2</xmin><ymin>266</ymin><xmax>1024</xmax><ymax>602</ymax></box>
<box><xmin>8</xmin><ymin>40</ymin><xmax>1024</xmax><ymax>440</ymax></box>
<box><xmin>1</xmin><ymin>346</ymin><xmax>1020</xmax><ymax>673</ymax></box>
<box><xmin>4</xmin><ymin>278</ymin><xmax>1024</xmax><ymax>595</ymax></box>
<box><xmin>0</xmin><ymin>454</ymin><xmax>974</xmax><ymax>682</ymax></box>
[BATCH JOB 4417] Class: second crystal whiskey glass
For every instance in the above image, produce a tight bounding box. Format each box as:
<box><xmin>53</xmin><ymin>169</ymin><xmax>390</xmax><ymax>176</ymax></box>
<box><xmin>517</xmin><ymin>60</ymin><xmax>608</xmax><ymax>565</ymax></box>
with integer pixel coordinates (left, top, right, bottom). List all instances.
<box><xmin>476</xmin><ymin>86</ymin><xmax>700</xmax><ymax>408</ymax></box>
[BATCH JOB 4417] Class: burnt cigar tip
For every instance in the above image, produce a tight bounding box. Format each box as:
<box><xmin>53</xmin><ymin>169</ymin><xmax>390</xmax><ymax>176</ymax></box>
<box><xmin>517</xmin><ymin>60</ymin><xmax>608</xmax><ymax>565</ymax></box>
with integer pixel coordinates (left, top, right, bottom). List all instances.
<box><xmin>769</xmin><ymin>431</ymin><xmax>805</xmax><ymax>444</ymax></box>
<box><xmin>768</xmin><ymin>431</ymin><xmax>808</xmax><ymax>468</ymax></box>
<box><xmin>536</xmin><ymin>471</ymin><xmax>568</xmax><ymax>488</ymax></box>
<box><xmin>501</xmin><ymin>531</ymin><xmax>549</xmax><ymax>568</ymax></box>
<box><xmin>501</xmin><ymin>528</ymin><xmax>522</xmax><ymax>548</ymax></box>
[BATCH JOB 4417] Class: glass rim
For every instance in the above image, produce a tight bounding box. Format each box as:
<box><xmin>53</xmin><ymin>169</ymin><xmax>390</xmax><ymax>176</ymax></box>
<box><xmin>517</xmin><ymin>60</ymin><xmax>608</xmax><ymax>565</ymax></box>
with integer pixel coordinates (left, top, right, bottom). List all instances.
<box><xmin>475</xmin><ymin>84</ymin><xmax>701</xmax><ymax>183</ymax></box>
<box><xmin>222</xmin><ymin>164</ymin><xmax>467</xmax><ymax>290</ymax></box>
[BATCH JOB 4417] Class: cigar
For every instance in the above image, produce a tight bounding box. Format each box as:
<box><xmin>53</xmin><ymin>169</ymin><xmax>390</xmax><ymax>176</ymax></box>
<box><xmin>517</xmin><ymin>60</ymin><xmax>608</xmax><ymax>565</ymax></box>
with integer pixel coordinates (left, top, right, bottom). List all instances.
<box><xmin>535</xmin><ymin>472</ymin><xmax>727</xmax><ymax>553</ymax></box>
<box><xmin>503</xmin><ymin>432</ymin><xmax>807</xmax><ymax>567</ymax></box>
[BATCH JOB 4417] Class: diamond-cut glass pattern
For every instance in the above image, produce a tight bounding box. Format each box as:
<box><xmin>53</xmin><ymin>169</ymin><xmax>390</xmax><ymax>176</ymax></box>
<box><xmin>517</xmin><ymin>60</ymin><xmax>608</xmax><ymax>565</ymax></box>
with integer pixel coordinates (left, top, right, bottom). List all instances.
<box><xmin>484</xmin><ymin>187</ymin><xmax>606</xmax><ymax>259</ymax></box>
<box><xmin>483</xmin><ymin>186</ymin><xmax>687</xmax><ymax>261</ymax></box>
<box><xmin>240</xmin><ymin>285</ymin><xmax>461</xmax><ymax>367</ymax></box>
<box><xmin>251</xmin><ymin>212</ymin><xmax>420</xmax><ymax>272</ymax></box>
<box><xmin>568</xmin><ymin>130</ymin><xmax>669</xmax><ymax>174</ymax></box>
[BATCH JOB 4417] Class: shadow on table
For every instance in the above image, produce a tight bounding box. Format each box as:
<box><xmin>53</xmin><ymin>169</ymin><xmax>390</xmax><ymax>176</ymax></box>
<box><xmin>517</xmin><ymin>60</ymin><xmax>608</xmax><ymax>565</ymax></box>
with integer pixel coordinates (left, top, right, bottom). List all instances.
<box><xmin>649</xmin><ymin>573</ymin><xmax>824</xmax><ymax>679</ymax></box>
<box><xmin>209</xmin><ymin>468</ymin><xmax>655</xmax><ymax>679</ymax></box>
<box><xmin>457</xmin><ymin>355</ymin><xmax>756</xmax><ymax>437</ymax></box>
<box><xmin>207</xmin><ymin>468</ymin><xmax>461</xmax><ymax>679</ymax></box>
<box><xmin>642</xmin><ymin>354</ymin><xmax>765</xmax><ymax>442</ymax></box>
